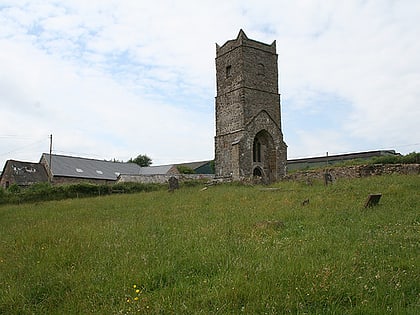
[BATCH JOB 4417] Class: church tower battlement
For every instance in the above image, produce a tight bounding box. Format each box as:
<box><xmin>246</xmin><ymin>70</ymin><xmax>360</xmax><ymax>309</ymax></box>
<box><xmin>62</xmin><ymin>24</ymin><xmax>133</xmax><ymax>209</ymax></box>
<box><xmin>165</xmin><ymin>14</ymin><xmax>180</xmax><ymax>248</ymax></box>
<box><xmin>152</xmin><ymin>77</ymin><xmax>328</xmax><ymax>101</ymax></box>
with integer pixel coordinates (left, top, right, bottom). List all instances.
<box><xmin>214</xmin><ymin>30</ymin><xmax>287</xmax><ymax>182</ymax></box>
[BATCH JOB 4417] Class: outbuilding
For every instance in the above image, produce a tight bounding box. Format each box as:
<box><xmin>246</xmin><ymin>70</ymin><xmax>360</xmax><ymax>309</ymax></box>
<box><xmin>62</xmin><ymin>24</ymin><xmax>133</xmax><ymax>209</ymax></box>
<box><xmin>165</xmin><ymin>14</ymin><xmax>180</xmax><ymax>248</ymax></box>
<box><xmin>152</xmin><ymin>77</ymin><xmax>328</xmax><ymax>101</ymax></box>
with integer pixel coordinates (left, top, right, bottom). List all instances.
<box><xmin>40</xmin><ymin>153</ymin><xmax>142</xmax><ymax>185</ymax></box>
<box><xmin>0</xmin><ymin>160</ymin><xmax>48</xmax><ymax>189</ymax></box>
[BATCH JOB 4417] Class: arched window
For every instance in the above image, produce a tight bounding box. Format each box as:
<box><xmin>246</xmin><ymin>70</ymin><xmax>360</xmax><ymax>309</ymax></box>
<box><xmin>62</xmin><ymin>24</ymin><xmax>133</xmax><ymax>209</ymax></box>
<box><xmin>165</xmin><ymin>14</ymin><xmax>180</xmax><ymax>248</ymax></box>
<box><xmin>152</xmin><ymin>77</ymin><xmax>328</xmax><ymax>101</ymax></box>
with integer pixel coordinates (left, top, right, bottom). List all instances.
<box><xmin>253</xmin><ymin>139</ymin><xmax>261</xmax><ymax>162</ymax></box>
<box><xmin>253</xmin><ymin>167</ymin><xmax>263</xmax><ymax>177</ymax></box>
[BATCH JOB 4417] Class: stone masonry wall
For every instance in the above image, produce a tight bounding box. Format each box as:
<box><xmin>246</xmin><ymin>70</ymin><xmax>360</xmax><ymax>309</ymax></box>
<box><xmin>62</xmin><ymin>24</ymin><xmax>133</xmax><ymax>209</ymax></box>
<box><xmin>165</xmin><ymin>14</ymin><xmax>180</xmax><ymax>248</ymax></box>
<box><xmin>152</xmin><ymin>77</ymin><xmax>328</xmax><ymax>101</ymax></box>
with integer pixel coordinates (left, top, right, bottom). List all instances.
<box><xmin>242</xmin><ymin>45</ymin><xmax>278</xmax><ymax>94</ymax></box>
<box><xmin>283</xmin><ymin>164</ymin><xmax>420</xmax><ymax>183</ymax></box>
<box><xmin>215</xmin><ymin>30</ymin><xmax>287</xmax><ymax>182</ymax></box>
<box><xmin>215</xmin><ymin>90</ymin><xmax>244</xmax><ymax>135</ymax></box>
<box><xmin>117</xmin><ymin>164</ymin><xmax>418</xmax><ymax>185</ymax></box>
<box><xmin>117</xmin><ymin>174</ymin><xmax>215</xmax><ymax>184</ymax></box>
<box><xmin>243</xmin><ymin>89</ymin><xmax>280</xmax><ymax>126</ymax></box>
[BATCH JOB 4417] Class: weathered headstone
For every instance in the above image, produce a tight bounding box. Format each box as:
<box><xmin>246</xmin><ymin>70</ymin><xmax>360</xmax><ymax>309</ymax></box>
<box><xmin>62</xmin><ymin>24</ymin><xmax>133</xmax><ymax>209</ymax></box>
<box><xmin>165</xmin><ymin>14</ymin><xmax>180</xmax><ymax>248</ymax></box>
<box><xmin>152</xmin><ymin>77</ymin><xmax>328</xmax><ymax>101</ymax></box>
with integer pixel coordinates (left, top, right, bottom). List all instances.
<box><xmin>364</xmin><ymin>193</ymin><xmax>382</xmax><ymax>208</ymax></box>
<box><xmin>168</xmin><ymin>176</ymin><xmax>179</xmax><ymax>192</ymax></box>
<box><xmin>301</xmin><ymin>198</ymin><xmax>309</xmax><ymax>206</ymax></box>
<box><xmin>324</xmin><ymin>172</ymin><xmax>333</xmax><ymax>185</ymax></box>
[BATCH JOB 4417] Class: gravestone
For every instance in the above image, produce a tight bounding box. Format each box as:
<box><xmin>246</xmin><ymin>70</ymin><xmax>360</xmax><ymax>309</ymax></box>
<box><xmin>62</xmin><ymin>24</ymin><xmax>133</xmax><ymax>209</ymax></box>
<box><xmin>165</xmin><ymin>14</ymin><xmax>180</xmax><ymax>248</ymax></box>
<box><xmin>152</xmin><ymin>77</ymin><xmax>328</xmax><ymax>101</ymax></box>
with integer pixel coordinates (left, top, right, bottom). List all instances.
<box><xmin>324</xmin><ymin>172</ymin><xmax>333</xmax><ymax>185</ymax></box>
<box><xmin>364</xmin><ymin>194</ymin><xmax>382</xmax><ymax>208</ymax></box>
<box><xmin>168</xmin><ymin>176</ymin><xmax>179</xmax><ymax>192</ymax></box>
<box><xmin>301</xmin><ymin>198</ymin><xmax>310</xmax><ymax>206</ymax></box>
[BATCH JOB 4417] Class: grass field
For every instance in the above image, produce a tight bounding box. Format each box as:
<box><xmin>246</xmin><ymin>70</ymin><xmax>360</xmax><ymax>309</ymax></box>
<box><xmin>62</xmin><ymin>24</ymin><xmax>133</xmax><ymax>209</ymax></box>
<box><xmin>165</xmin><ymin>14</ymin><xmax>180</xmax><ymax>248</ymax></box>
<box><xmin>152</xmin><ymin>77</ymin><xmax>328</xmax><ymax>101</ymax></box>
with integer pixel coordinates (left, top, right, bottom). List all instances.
<box><xmin>0</xmin><ymin>175</ymin><xmax>419</xmax><ymax>314</ymax></box>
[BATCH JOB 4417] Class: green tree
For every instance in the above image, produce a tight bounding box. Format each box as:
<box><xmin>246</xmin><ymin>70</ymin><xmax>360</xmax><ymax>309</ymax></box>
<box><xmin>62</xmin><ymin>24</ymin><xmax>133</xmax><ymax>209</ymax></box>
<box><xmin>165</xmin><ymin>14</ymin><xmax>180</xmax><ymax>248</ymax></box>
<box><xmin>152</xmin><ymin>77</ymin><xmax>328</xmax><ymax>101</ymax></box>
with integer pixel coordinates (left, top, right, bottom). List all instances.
<box><xmin>177</xmin><ymin>165</ymin><xmax>195</xmax><ymax>174</ymax></box>
<box><xmin>128</xmin><ymin>154</ymin><xmax>152</xmax><ymax>167</ymax></box>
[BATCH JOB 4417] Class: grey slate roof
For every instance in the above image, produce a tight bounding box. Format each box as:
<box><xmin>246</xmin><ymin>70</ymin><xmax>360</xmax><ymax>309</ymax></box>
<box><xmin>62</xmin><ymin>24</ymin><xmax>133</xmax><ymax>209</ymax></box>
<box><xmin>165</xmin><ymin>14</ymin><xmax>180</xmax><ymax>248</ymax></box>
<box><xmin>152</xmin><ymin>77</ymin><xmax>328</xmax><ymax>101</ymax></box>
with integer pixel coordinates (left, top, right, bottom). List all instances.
<box><xmin>41</xmin><ymin>154</ymin><xmax>142</xmax><ymax>181</ymax></box>
<box><xmin>176</xmin><ymin>161</ymin><xmax>209</xmax><ymax>170</ymax></box>
<box><xmin>139</xmin><ymin>164</ymin><xmax>177</xmax><ymax>175</ymax></box>
<box><xmin>287</xmin><ymin>150</ymin><xmax>398</xmax><ymax>164</ymax></box>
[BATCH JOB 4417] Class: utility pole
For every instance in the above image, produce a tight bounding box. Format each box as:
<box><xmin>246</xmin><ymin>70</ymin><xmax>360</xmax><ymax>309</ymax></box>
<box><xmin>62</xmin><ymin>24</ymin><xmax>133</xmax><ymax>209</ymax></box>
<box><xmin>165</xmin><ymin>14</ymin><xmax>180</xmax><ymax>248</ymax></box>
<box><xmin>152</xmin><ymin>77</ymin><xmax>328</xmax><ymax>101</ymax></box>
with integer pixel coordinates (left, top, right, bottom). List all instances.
<box><xmin>49</xmin><ymin>134</ymin><xmax>52</xmax><ymax>183</ymax></box>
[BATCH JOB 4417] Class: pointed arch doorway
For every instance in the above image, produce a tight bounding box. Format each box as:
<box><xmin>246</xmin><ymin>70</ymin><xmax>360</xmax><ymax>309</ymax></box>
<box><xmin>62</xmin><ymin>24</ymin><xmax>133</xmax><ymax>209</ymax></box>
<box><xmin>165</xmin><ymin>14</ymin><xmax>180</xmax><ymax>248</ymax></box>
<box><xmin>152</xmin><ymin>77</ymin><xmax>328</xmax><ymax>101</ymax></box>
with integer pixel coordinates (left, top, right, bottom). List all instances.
<box><xmin>252</xmin><ymin>130</ymin><xmax>276</xmax><ymax>183</ymax></box>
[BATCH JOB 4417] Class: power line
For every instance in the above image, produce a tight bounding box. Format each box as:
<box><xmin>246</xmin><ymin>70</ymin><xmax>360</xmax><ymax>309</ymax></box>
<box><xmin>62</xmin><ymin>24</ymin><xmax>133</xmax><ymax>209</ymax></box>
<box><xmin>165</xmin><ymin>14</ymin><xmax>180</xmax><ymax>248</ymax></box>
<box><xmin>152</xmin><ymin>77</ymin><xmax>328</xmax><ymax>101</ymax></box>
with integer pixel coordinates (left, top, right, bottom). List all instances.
<box><xmin>0</xmin><ymin>137</ymin><xmax>49</xmax><ymax>157</ymax></box>
<box><xmin>53</xmin><ymin>150</ymin><xmax>104</xmax><ymax>159</ymax></box>
<box><xmin>0</xmin><ymin>135</ymin><xmax>37</xmax><ymax>139</ymax></box>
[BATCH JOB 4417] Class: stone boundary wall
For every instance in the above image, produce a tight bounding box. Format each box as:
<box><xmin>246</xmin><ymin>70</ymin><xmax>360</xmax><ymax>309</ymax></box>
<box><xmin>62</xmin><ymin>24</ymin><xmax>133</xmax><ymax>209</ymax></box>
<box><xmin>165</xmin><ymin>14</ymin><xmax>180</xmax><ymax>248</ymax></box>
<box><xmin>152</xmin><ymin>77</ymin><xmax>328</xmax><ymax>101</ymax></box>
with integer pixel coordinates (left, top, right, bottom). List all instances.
<box><xmin>117</xmin><ymin>174</ymin><xmax>215</xmax><ymax>184</ymax></box>
<box><xmin>117</xmin><ymin>164</ymin><xmax>419</xmax><ymax>185</ymax></box>
<box><xmin>283</xmin><ymin>164</ymin><xmax>420</xmax><ymax>183</ymax></box>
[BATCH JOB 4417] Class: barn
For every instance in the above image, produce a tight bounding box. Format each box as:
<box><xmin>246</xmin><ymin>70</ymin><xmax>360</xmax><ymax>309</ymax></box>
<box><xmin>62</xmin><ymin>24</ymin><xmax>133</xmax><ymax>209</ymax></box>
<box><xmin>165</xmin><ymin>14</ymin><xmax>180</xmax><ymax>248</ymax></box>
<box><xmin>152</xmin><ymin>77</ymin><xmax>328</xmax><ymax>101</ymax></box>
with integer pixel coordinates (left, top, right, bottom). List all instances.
<box><xmin>0</xmin><ymin>160</ymin><xmax>48</xmax><ymax>189</ymax></box>
<box><xmin>40</xmin><ymin>153</ymin><xmax>142</xmax><ymax>185</ymax></box>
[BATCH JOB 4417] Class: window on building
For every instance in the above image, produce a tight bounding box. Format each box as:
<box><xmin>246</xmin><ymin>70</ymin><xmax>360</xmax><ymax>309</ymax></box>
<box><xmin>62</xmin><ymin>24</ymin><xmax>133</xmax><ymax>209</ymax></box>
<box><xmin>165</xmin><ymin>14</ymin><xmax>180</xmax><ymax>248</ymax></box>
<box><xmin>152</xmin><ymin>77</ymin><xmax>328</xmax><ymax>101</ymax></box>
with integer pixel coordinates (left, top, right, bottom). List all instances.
<box><xmin>226</xmin><ymin>65</ymin><xmax>232</xmax><ymax>78</ymax></box>
<box><xmin>258</xmin><ymin>63</ymin><xmax>265</xmax><ymax>76</ymax></box>
<box><xmin>253</xmin><ymin>139</ymin><xmax>262</xmax><ymax>162</ymax></box>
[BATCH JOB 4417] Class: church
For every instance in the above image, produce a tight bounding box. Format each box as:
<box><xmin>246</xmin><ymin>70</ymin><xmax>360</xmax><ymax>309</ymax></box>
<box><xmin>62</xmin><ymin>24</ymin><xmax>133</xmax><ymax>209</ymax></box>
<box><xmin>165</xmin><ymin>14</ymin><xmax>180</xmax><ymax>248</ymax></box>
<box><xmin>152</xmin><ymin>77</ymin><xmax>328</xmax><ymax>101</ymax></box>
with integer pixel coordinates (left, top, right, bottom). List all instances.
<box><xmin>214</xmin><ymin>30</ymin><xmax>287</xmax><ymax>183</ymax></box>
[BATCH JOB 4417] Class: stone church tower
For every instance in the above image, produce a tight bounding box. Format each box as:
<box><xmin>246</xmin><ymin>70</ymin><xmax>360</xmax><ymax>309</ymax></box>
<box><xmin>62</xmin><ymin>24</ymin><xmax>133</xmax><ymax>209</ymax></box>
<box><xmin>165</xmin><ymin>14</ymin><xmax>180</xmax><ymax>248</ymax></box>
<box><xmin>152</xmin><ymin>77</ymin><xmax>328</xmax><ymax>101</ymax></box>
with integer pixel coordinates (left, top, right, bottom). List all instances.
<box><xmin>214</xmin><ymin>30</ymin><xmax>287</xmax><ymax>182</ymax></box>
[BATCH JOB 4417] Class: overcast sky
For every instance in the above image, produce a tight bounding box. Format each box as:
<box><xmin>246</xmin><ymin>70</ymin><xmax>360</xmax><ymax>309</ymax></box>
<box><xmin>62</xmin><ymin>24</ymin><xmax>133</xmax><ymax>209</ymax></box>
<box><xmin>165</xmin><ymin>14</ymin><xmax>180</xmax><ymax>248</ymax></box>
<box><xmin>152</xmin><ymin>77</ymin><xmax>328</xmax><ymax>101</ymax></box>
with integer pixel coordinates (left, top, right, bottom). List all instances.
<box><xmin>1</xmin><ymin>0</ymin><xmax>419</xmax><ymax>168</ymax></box>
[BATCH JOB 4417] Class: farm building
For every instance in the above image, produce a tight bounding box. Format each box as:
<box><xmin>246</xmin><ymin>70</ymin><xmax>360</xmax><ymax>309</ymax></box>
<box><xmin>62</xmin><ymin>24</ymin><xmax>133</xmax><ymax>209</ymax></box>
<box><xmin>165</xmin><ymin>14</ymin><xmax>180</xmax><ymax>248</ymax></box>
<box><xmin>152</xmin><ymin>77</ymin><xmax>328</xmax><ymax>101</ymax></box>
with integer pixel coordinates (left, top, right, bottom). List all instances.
<box><xmin>117</xmin><ymin>161</ymin><xmax>214</xmax><ymax>184</ymax></box>
<box><xmin>137</xmin><ymin>164</ymin><xmax>179</xmax><ymax>176</ymax></box>
<box><xmin>0</xmin><ymin>160</ymin><xmax>48</xmax><ymax>189</ymax></box>
<box><xmin>0</xmin><ymin>154</ymin><xmax>215</xmax><ymax>188</ymax></box>
<box><xmin>175</xmin><ymin>160</ymin><xmax>214</xmax><ymax>174</ymax></box>
<box><xmin>1</xmin><ymin>150</ymin><xmax>403</xmax><ymax>188</ymax></box>
<box><xmin>40</xmin><ymin>153</ymin><xmax>143</xmax><ymax>185</ymax></box>
<box><xmin>287</xmin><ymin>150</ymin><xmax>400</xmax><ymax>171</ymax></box>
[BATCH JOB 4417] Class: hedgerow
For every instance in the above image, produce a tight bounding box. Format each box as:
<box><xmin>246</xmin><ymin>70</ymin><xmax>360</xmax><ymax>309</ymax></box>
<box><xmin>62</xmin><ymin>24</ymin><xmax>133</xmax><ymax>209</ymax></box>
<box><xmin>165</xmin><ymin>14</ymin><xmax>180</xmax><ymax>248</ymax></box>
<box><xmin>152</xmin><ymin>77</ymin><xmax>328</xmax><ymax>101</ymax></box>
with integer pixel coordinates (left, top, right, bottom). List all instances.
<box><xmin>369</xmin><ymin>151</ymin><xmax>420</xmax><ymax>164</ymax></box>
<box><xmin>0</xmin><ymin>182</ymin><xmax>165</xmax><ymax>205</ymax></box>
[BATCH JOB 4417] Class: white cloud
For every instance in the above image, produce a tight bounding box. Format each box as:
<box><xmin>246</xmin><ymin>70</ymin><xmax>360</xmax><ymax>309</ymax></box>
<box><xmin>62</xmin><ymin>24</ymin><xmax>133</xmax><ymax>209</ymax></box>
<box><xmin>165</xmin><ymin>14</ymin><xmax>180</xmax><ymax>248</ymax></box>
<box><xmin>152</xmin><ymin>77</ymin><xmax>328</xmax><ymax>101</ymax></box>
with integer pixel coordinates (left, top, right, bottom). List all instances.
<box><xmin>1</xmin><ymin>0</ymin><xmax>419</xmax><ymax>169</ymax></box>
<box><xmin>275</xmin><ymin>0</ymin><xmax>420</xmax><ymax>157</ymax></box>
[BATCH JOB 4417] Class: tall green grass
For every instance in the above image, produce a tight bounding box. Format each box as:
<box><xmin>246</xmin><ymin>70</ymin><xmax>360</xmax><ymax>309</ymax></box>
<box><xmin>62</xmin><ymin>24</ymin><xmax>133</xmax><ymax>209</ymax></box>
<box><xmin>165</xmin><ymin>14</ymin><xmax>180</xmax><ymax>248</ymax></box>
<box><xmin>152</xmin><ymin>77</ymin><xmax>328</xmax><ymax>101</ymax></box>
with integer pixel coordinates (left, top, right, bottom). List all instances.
<box><xmin>0</xmin><ymin>182</ymin><xmax>166</xmax><ymax>205</ymax></box>
<box><xmin>0</xmin><ymin>175</ymin><xmax>419</xmax><ymax>314</ymax></box>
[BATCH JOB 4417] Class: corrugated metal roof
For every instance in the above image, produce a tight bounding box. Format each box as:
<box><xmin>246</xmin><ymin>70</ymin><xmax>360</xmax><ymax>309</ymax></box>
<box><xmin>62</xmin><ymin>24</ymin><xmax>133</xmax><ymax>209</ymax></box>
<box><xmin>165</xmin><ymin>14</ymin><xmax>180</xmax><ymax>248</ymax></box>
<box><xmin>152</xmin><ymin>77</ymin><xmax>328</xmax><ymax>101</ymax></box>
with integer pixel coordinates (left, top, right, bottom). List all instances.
<box><xmin>42</xmin><ymin>154</ymin><xmax>142</xmax><ymax>180</ymax></box>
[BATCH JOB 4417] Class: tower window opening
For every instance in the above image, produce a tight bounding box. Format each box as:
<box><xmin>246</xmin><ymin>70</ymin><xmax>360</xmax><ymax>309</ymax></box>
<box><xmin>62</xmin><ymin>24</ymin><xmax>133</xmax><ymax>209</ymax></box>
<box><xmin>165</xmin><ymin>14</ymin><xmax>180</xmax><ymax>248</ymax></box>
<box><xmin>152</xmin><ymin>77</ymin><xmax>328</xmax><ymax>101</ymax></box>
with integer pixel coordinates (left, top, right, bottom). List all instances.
<box><xmin>226</xmin><ymin>65</ymin><xmax>232</xmax><ymax>78</ymax></box>
<box><xmin>258</xmin><ymin>63</ymin><xmax>265</xmax><ymax>76</ymax></box>
<box><xmin>253</xmin><ymin>139</ymin><xmax>262</xmax><ymax>162</ymax></box>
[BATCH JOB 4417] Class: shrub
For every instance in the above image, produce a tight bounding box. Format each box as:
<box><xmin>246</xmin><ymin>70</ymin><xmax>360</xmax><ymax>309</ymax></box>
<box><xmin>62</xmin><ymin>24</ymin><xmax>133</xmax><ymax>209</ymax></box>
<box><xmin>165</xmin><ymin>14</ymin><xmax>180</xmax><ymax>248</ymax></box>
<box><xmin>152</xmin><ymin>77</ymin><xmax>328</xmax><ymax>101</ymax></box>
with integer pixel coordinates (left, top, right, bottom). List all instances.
<box><xmin>23</xmin><ymin>182</ymin><xmax>53</xmax><ymax>202</ymax></box>
<box><xmin>7</xmin><ymin>183</ymin><xmax>21</xmax><ymax>193</ymax></box>
<box><xmin>0</xmin><ymin>181</ymin><xmax>168</xmax><ymax>205</ymax></box>
<box><xmin>112</xmin><ymin>182</ymin><xmax>163</xmax><ymax>193</ymax></box>
<box><xmin>177</xmin><ymin>166</ymin><xmax>195</xmax><ymax>174</ymax></box>
<box><xmin>401</xmin><ymin>151</ymin><xmax>420</xmax><ymax>164</ymax></box>
<box><xmin>369</xmin><ymin>151</ymin><xmax>419</xmax><ymax>165</ymax></box>
<box><xmin>0</xmin><ymin>187</ymin><xmax>7</xmax><ymax>204</ymax></box>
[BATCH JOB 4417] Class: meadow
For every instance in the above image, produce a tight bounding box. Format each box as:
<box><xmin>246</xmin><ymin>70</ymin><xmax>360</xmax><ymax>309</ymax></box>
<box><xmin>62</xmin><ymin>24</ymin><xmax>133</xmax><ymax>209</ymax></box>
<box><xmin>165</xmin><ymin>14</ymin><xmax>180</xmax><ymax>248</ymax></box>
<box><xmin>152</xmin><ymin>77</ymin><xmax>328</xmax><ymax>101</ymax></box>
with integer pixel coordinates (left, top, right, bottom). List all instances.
<box><xmin>0</xmin><ymin>174</ymin><xmax>419</xmax><ymax>314</ymax></box>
